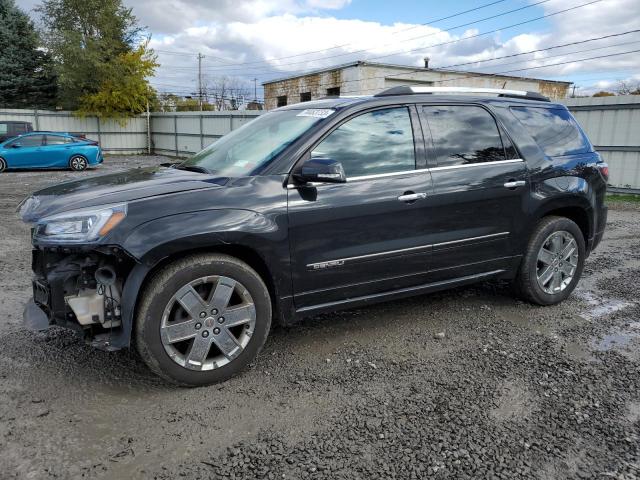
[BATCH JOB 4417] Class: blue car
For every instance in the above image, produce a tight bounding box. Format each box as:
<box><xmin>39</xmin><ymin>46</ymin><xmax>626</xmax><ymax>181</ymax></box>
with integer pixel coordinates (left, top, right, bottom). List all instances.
<box><xmin>0</xmin><ymin>132</ymin><xmax>103</xmax><ymax>172</ymax></box>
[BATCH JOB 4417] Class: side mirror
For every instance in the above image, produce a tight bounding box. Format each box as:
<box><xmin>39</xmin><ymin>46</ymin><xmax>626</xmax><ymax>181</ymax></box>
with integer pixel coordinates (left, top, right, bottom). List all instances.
<box><xmin>293</xmin><ymin>158</ymin><xmax>346</xmax><ymax>184</ymax></box>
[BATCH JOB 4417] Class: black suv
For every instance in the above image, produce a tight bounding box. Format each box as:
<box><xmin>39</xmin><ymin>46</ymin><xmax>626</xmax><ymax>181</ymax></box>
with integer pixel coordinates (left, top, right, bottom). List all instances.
<box><xmin>19</xmin><ymin>87</ymin><xmax>608</xmax><ymax>386</ymax></box>
<box><xmin>0</xmin><ymin>121</ymin><xmax>33</xmax><ymax>143</ymax></box>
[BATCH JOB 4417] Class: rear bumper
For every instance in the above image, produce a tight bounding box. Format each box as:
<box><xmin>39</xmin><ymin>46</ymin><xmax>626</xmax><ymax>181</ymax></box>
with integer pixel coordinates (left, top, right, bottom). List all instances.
<box><xmin>588</xmin><ymin>205</ymin><xmax>607</xmax><ymax>254</ymax></box>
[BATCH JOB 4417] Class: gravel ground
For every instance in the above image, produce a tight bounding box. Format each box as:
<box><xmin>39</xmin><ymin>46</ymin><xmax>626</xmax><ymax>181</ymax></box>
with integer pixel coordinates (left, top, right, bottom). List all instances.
<box><xmin>1</xmin><ymin>156</ymin><xmax>639</xmax><ymax>479</ymax></box>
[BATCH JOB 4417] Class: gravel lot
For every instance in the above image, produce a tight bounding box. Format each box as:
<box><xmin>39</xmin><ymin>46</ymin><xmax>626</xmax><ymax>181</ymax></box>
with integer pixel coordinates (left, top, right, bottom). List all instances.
<box><xmin>1</xmin><ymin>156</ymin><xmax>639</xmax><ymax>479</ymax></box>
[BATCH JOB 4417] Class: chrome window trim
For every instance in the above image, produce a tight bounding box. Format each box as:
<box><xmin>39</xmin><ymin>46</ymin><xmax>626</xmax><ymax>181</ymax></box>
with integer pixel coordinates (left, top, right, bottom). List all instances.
<box><xmin>287</xmin><ymin>159</ymin><xmax>524</xmax><ymax>189</ymax></box>
<box><xmin>306</xmin><ymin>232</ymin><xmax>509</xmax><ymax>269</ymax></box>
<box><xmin>429</xmin><ymin>159</ymin><xmax>524</xmax><ymax>172</ymax></box>
<box><xmin>348</xmin><ymin>168</ymin><xmax>429</xmax><ymax>182</ymax></box>
<box><xmin>286</xmin><ymin>168</ymin><xmax>430</xmax><ymax>188</ymax></box>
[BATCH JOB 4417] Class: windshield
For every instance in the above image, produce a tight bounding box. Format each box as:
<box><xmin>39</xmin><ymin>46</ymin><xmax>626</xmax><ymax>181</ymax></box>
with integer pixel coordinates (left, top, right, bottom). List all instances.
<box><xmin>180</xmin><ymin>109</ymin><xmax>333</xmax><ymax>176</ymax></box>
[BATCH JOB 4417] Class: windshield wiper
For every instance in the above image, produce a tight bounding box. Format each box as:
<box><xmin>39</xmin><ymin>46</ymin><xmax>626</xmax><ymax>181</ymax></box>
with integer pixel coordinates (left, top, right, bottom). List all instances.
<box><xmin>174</xmin><ymin>164</ymin><xmax>212</xmax><ymax>174</ymax></box>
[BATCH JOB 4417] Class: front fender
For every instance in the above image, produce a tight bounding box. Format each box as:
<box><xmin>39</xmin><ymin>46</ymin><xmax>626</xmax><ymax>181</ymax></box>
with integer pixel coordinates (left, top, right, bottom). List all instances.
<box><xmin>111</xmin><ymin>208</ymin><xmax>289</xmax><ymax>349</ymax></box>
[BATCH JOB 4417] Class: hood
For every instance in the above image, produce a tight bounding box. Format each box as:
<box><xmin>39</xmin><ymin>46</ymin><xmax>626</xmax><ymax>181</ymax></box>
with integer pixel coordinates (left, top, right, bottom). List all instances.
<box><xmin>19</xmin><ymin>166</ymin><xmax>228</xmax><ymax>222</ymax></box>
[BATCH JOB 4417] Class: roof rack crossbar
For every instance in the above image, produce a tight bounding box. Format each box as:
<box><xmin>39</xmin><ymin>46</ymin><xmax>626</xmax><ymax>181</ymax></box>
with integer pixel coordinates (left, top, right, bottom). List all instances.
<box><xmin>374</xmin><ymin>86</ymin><xmax>550</xmax><ymax>102</ymax></box>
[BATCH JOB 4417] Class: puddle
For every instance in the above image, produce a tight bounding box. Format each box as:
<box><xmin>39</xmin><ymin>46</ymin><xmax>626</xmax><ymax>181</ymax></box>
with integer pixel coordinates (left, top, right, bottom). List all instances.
<box><xmin>592</xmin><ymin>322</ymin><xmax>640</xmax><ymax>360</ymax></box>
<box><xmin>575</xmin><ymin>290</ymin><xmax>631</xmax><ymax>320</ymax></box>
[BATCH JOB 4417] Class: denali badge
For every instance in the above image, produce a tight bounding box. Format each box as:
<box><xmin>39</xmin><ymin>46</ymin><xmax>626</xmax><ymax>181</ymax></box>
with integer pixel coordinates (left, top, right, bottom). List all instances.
<box><xmin>309</xmin><ymin>260</ymin><xmax>345</xmax><ymax>270</ymax></box>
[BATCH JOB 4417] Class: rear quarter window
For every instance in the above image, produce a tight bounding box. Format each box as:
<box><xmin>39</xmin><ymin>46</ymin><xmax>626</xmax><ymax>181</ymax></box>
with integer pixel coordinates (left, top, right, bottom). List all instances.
<box><xmin>510</xmin><ymin>106</ymin><xmax>591</xmax><ymax>157</ymax></box>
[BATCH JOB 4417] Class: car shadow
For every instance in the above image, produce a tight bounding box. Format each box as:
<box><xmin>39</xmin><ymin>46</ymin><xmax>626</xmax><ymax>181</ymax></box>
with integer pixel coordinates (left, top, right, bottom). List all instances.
<box><xmin>0</xmin><ymin>281</ymin><xmax>517</xmax><ymax>392</ymax></box>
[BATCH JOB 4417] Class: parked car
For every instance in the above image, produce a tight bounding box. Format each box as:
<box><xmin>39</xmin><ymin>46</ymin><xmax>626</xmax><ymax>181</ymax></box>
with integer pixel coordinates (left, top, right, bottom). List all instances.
<box><xmin>0</xmin><ymin>132</ymin><xmax>102</xmax><ymax>172</ymax></box>
<box><xmin>0</xmin><ymin>121</ymin><xmax>33</xmax><ymax>143</ymax></box>
<box><xmin>19</xmin><ymin>87</ymin><xmax>607</xmax><ymax>386</ymax></box>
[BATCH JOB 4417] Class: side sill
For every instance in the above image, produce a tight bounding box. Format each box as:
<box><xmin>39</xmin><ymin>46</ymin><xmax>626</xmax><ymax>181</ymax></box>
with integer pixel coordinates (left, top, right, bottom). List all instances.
<box><xmin>295</xmin><ymin>269</ymin><xmax>504</xmax><ymax>316</ymax></box>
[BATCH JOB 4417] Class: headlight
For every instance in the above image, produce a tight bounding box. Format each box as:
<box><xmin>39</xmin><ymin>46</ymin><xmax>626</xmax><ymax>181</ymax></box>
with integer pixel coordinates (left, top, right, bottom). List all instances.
<box><xmin>34</xmin><ymin>203</ymin><xmax>127</xmax><ymax>243</ymax></box>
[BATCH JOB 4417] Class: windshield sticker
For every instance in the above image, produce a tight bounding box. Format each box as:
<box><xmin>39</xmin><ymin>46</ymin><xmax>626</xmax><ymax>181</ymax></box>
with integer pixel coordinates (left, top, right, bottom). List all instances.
<box><xmin>296</xmin><ymin>109</ymin><xmax>335</xmax><ymax>119</ymax></box>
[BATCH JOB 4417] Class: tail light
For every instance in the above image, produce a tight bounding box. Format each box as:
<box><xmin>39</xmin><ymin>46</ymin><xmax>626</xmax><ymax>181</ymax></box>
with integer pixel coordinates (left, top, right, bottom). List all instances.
<box><xmin>597</xmin><ymin>163</ymin><xmax>609</xmax><ymax>181</ymax></box>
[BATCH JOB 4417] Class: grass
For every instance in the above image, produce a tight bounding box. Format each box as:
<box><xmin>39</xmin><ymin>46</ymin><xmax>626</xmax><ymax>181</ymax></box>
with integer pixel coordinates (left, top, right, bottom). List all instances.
<box><xmin>607</xmin><ymin>193</ymin><xmax>640</xmax><ymax>203</ymax></box>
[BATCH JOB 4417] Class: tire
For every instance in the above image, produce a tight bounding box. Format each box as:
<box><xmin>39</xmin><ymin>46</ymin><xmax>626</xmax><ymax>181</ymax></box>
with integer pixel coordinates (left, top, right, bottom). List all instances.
<box><xmin>0</xmin><ymin>157</ymin><xmax>6</xmax><ymax>173</ymax></box>
<box><xmin>515</xmin><ymin>216</ymin><xmax>585</xmax><ymax>306</ymax></box>
<box><xmin>135</xmin><ymin>254</ymin><xmax>272</xmax><ymax>386</ymax></box>
<box><xmin>69</xmin><ymin>155</ymin><xmax>88</xmax><ymax>171</ymax></box>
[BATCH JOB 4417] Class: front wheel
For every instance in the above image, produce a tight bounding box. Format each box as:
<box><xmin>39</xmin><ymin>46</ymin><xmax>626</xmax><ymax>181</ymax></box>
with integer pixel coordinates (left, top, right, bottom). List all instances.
<box><xmin>135</xmin><ymin>254</ymin><xmax>272</xmax><ymax>386</ymax></box>
<box><xmin>69</xmin><ymin>155</ymin><xmax>88</xmax><ymax>171</ymax></box>
<box><xmin>0</xmin><ymin>157</ymin><xmax>6</xmax><ymax>173</ymax></box>
<box><xmin>515</xmin><ymin>216</ymin><xmax>585</xmax><ymax>306</ymax></box>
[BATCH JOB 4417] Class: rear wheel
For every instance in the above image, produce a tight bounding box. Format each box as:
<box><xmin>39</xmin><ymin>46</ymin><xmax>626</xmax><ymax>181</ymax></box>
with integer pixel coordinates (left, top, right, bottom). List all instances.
<box><xmin>515</xmin><ymin>216</ymin><xmax>585</xmax><ymax>305</ymax></box>
<box><xmin>0</xmin><ymin>157</ymin><xmax>6</xmax><ymax>173</ymax></box>
<box><xmin>69</xmin><ymin>155</ymin><xmax>88</xmax><ymax>171</ymax></box>
<box><xmin>135</xmin><ymin>254</ymin><xmax>272</xmax><ymax>386</ymax></box>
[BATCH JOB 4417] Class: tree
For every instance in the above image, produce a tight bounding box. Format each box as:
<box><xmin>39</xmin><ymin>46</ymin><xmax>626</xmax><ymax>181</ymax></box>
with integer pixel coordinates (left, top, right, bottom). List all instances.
<box><xmin>77</xmin><ymin>43</ymin><xmax>158</xmax><ymax>121</ymax></box>
<box><xmin>155</xmin><ymin>93</ymin><xmax>216</xmax><ymax>112</ymax></box>
<box><xmin>616</xmin><ymin>80</ymin><xmax>640</xmax><ymax>96</ymax></box>
<box><xmin>37</xmin><ymin>0</ymin><xmax>157</xmax><ymax>119</ymax></box>
<box><xmin>204</xmin><ymin>76</ymin><xmax>252</xmax><ymax>110</ymax></box>
<box><xmin>0</xmin><ymin>0</ymin><xmax>57</xmax><ymax>108</ymax></box>
<box><xmin>592</xmin><ymin>91</ymin><xmax>615</xmax><ymax>97</ymax></box>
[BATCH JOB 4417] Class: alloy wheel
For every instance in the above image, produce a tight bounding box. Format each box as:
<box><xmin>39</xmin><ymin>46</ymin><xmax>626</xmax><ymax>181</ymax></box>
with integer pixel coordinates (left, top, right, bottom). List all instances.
<box><xmin>536</xmin><ymin>230</ymin><xmax>579</xmax><ymax>294</ymax></box>
<box><xmin>70</xmin><ymin>156</ymin><xmax>87</xmax><ymax>170</ymax></box>
<box><xmin>160</xmin><ymin>275</ymin><xmax>256</xmax><ymax>371</ymax></box>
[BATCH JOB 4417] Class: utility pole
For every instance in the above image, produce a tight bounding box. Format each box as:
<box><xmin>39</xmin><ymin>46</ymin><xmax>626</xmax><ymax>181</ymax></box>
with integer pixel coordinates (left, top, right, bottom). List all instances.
<box><xmin>571</xmin><ymin>84</ymin><xmax>577</xmax><ymax>98</ymax></box>
<box><xmin>253</xmin><ymin>78</ymin><xmax>258</xmax><ymax>102</ymax></box>
<box><xmin>197</xmin><ymin>53</ymin><xmax>205</xmax><ymax>110</ymax></box>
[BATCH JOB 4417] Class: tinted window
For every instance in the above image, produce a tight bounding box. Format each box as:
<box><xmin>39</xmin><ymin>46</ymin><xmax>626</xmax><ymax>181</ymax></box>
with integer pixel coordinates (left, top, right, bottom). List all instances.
<box><xmin>511</xmin><ymin>107</ymin><xmax>590</xmax><ymax>157</ymax></box>
<box><xmin>15</xmin><ymin>135</ymin><xmax>44</xmax><ymax>147</ymax></box>
<box><xmin>46</xmin><ymin>135</ymin><xmax>68</xmax><ymax>145</ymax></box>
<box><xmin>423</xmin><ymin>105</ymin><xmax>506</xmax><ymax>166</ymax></box>
<box><xmin>311</xmin><ymin>107</ymin><xmax>415</xmax><ymax>177</ymax></box>
<box><xmin>13</xmin><ymin>123</ymin><xmax>28</xmax><ymax>134</ymax></box>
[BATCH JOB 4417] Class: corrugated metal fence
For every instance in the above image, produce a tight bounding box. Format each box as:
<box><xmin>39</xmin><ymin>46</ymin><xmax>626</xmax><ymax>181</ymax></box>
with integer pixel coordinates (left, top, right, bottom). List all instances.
<box><xmin>1</xmin><ymin>98</ymin><xmax>639</xmax><ymax>191</ymax></box>
<box><xmin>0</xmin><ymin>108</ymin><xmax>148</xmax><ymax>154</ymax></box>
<box><xmin>0</xmin><ymin>109</ymin><xmax>261</xmax><ymax>156</ymax></box>
<box><xmin>150</xmin><ymin>111</ymin><xmax>261</xmax><ymax>156</ymax></box>
<box><xmin>562</xmin><ymin>96</ymin><xmax>640</xmax><ymax>192</ymax></box>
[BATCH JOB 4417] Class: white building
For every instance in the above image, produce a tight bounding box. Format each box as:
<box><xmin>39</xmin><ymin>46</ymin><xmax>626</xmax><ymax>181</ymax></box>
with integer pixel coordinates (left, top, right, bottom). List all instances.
<box><xmin>263</xmin><ymin>60</ymin><xmax>572</xmax><ymax>110</ymax></box>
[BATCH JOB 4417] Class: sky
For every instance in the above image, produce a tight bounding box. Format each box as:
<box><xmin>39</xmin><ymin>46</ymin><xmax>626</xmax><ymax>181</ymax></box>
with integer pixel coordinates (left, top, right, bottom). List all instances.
<box><xmin>18</xmin><ymin>0</ymin><xmax>640</xmax><ymax>101</ymax></box>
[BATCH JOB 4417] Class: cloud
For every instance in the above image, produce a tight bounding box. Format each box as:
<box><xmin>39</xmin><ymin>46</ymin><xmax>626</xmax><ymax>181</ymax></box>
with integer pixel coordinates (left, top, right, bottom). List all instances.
<box><xmin>18</xmin><ymin>0</ymin><xmax>640</xmax><ymax>97</ymax></box>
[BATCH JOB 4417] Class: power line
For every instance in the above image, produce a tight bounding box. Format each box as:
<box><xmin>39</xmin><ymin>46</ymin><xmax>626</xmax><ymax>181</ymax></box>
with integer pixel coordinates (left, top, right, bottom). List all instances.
<box><xmin>433</xmin><ymin>29</ymin><xmax>640</xmax><ymax>70</ymax></box>
<box><xmin>351</xmin><ymin>48</ymin><xmax>640</xmax><ymax>96</ymax></box>
<box><xmin>153</xmin><ymin>27</ymin><xmax>640</xmax><ymax>85</ymax></box>
<box><xmin>463</xmin><ymin>39</ymin><xmax>640</xmax><ymax>74</ymax></box>
<box><xmin>253</xmin><ymin>29</ymin><xmax>639</xmax><ymax>98</ymax></box>
<box><xmin>166</xmin><ymin>0</ymin><xmax>556</xmax><ymax>72</ymax></box>
<box><xmin>159</xmin><ymin>0</ymin><xmax>602</xmax><ymax>78</ymax></box>
<box><xmin>151</xmin><ymin>0</ymin><xmax>511</xmax><ymax>65</ymax></box>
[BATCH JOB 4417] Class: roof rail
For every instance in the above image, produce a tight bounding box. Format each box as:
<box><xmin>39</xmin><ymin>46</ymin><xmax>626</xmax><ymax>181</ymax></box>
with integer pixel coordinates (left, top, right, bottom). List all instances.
<box><xmin>374</xmin><ymin>86</ymin><xmax>550</xmax><ymax>102</ymax></box>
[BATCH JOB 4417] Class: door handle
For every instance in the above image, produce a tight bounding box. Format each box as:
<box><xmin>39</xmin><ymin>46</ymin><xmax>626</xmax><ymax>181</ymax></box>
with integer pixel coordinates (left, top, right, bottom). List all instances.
<box><xmin>397</xmin><ymin>192</ymin><xmax>427</xmax><ymax>202</ymax></box>
<box><xmin>503</xmin><ymin>180</ymin><xmax>526</xmax><ymax>189</ymax></box>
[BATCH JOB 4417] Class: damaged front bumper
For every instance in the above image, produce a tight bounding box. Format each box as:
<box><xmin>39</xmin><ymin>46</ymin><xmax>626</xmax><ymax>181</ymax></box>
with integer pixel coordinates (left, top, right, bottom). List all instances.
<box><xmin>23</xmin><ymin>298</ymin><xmax>50</xmax><ymax>331</ymax></box>
<box><xmin>24</xmin><ymin>246</ymin><xmax>136</xmax><ymax>351</ymax></box>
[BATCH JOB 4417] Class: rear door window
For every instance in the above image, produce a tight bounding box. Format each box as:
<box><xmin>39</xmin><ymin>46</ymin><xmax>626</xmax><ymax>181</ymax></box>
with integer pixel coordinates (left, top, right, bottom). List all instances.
<box><xmin>45</xmin><ymin>135</ymin><xmax>68</xmax><ymax>145</ymax></box>
<box><xmin>422</xmin><ymin>105</ymin><xmax>507</xmax><ymax>167</ymax></box>
<box><xmin>311</xmin><ymin>107</ymin><xmax>416</xmax><ymax>178</ymax></box>
<box><xmin>510</xmin><ymin>107</ymin><xmax>591</xmax><ymax>157</ymax></box>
